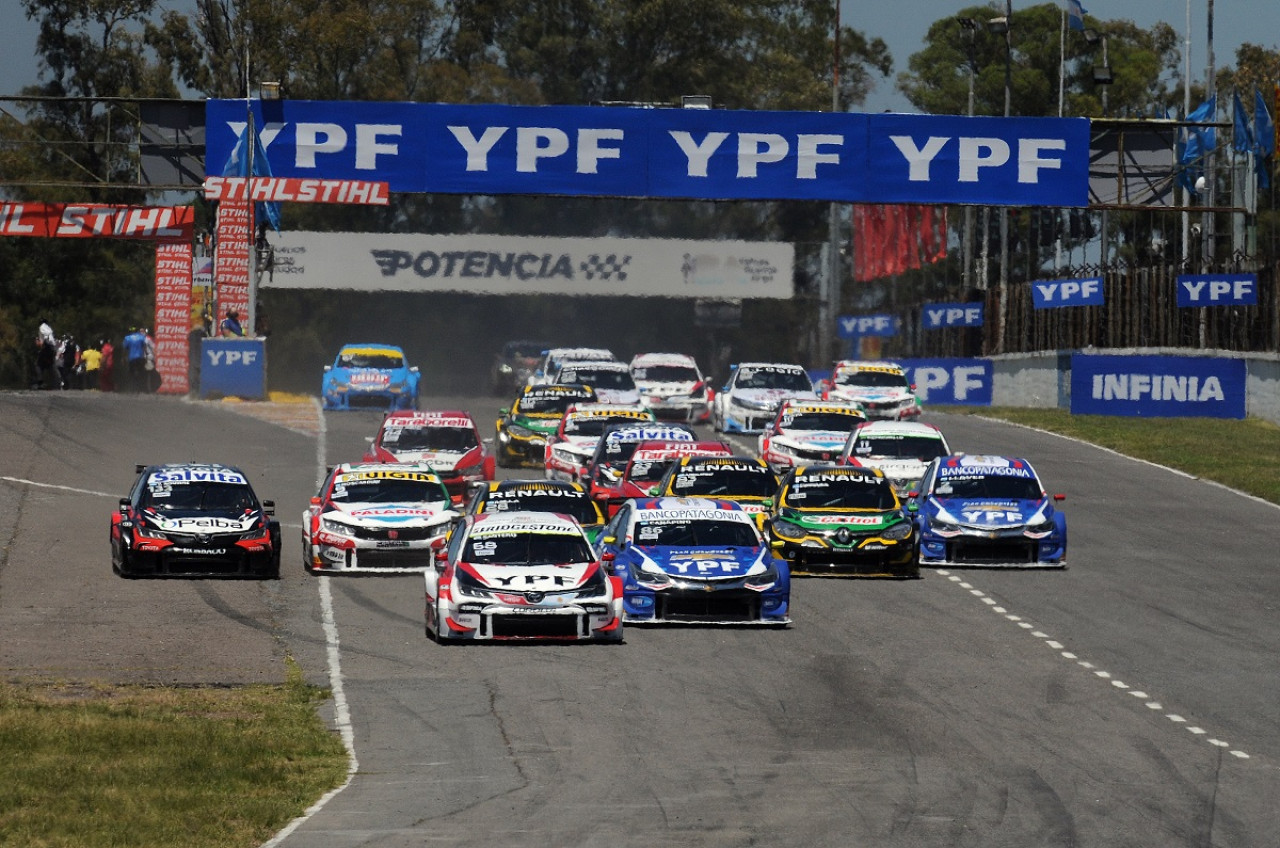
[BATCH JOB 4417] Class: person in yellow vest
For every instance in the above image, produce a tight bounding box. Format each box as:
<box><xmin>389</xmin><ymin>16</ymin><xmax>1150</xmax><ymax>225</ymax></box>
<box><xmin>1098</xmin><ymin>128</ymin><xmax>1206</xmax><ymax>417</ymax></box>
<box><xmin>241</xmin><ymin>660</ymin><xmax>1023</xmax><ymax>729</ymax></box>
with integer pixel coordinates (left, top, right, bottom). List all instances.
<box><xmin>79</xmin><ymin>343</ymin><xmax>103</xmax><ymax>390</ymax></box>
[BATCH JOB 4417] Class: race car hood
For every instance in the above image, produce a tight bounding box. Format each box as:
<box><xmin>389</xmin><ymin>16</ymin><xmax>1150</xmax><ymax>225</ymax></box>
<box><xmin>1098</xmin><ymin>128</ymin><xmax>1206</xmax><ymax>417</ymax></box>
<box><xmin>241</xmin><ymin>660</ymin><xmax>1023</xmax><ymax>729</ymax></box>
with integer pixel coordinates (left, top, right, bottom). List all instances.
<box><xmin>142</xmin><ymin>510</ymin><xmax>262</xmax><ymax>533</ymax></box>
<box><xmin>327</xmin><ymin>502</ymin><xmax>455</xmax><ymax>527</ymax></box>
<box><xmin>927</xmin><ymin>498</ymin><xmax>1052</xmax><ymax>529</ymax></box>
<box><xmin>773</xmin><ymin>430</ymin><xmax>852</xmax><ymax>451</ymax></box>
<box><xmin>636</xmin><ymin>380</ymin><xmax>698</xmax><ymax>396</ymax></box>
<box><xmin>458</xmin><ymin>561</ymin><xmax>599</xmax><ymax>593</ymax></box>
<box><xmin>510</xmin><ymin>413</ymin><xmax>561</xmax><ymax>433</ymax></box>
<box><xmin>591</xmin><ymin>388</ymin><xmax>641</xmax><ymax>405</ymax></box>
<box><xmin>550</xmin><ymin>435</ymin><xmax>601</xmax><ymax>458</ymax></box>
<box><xmin>338</xmin><ymin>368</ymin><xmax>395</xmax><ymax>389</ymax></box>
<box><xmin>383</xmin><ymin>445</ymin><xmax>484</xmax><ymax>472</ymax></box>
<box><xmin>731</xmin><ymin>388</ymin><xmax>814</xmax><ymax>409</ymax></box>
<box><xmin>777</xmin><ymin>508</ymin><xmax>901</xmax><ymax>532</ymax></box>
<box><xmin>632</xmin><ymin>546</ymin><xmax>768</xmax><ymax>579</ymax></box>
<box><xmin>856</xmin><ymin>457</ymin><xmax>929</xmax><ymax>481</ymax></box>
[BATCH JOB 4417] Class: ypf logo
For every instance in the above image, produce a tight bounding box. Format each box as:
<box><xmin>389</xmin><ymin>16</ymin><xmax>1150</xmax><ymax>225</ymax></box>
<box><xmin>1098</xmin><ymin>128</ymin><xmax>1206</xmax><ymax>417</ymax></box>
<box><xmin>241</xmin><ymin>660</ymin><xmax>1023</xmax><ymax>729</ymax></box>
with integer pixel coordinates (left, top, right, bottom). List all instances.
<box><xmin>1176</xmin><ymin>274</ymin><xmax>1257</xmax><ymax>307</ymax></box>
<box><xmin>837</xmin><ymin>314</ymin><xmax>897</xmax><ymax>338</ymax></box>
<box><xmin>922</xmin><ymin>303</ymin><xmax>984</xmax><ymax>329</ymax></box>
<box><xmin>1031</xmin><ymin>277</ymin><xmax>1104</xmax><ymax>309</ymax></box>
<box><xmin>206</xmin><ymin>348</ymin><xmax>259</xmax><ymax>367</ymax></box>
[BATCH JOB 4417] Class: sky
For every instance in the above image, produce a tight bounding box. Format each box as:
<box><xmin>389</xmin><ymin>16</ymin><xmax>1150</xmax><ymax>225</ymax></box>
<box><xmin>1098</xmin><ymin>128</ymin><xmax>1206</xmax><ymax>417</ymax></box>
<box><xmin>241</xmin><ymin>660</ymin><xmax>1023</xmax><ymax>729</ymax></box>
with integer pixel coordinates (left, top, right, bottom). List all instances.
<box><xmin>0</xmin><ymin>1</ymin><xmax>1273</xmax><ymax>112</ymax></box>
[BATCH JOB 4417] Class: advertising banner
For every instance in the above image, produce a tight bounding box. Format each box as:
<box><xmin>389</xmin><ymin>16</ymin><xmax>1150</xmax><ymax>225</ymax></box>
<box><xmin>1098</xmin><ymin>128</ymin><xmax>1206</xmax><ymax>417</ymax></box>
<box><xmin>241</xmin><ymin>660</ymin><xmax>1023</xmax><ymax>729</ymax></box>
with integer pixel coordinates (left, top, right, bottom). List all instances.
<box><xmin>206</xmin><ymin>100</ymin><xmax>1090</xmax><ymax>206</ymax></box>
<box><xmin>200</xmin><ymin>338</ymin><xmax>267</xmax><ymax>400</ymax></box>
<box><xmin>836</xmin><ymin>314</ymin><xmax>898</xmax><ymax>338</ymax></box>
<box><xmin>896</xmin><ymin>358</ymin><xmax>993</xmax><ymax>406</ymax></box>
<box><xmin>922</xmin><ymin>303</ymin><xmax>984</xmax><ymax>329</ymax></box>
<box><xmin>153</xmin><ymin>243</ymin><xmax>192</xmax><ymax>395</ymax></box>
<box><xmin>264</xmin><ymin>232</ymin><xmax>794</xmax><ymax>298</ymax></box>
<box><xmin>0</xmin><ymin>202</ymin><xmax>192</xmax><ymax>241</ymax></box>
<box><xmin>203</xmin><ymin>176</ymin><xmax>390</xmax><ymax>205</ymax></box>
<box><xmin>214</xmin><ymin>199</ymin><xmax>251</xmax><ymax>321</ymax></box>
<box><xmin>1070</xmin><ymin>354</ymin><xmax>1246</xmax><ymax>418</ymax></box>
<box><xmin>1031</xmin><ymin>277</ymin><xmax>1105</xmax><ymax>309</ymax></box>
<box><xmin>1175</xmin><ymin>273</ymin><xmax>1258</xmax><ymax>307</ymax></box>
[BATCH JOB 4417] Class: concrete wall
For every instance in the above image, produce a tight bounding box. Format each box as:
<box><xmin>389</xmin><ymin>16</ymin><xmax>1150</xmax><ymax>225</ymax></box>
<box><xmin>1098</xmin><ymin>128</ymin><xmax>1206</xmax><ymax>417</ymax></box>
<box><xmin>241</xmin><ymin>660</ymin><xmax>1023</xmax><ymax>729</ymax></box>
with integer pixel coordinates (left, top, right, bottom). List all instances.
<box><xmin>987</xmin><ymin>349</ymin><xmax>1280</xmax><ymax>425</ymax></box>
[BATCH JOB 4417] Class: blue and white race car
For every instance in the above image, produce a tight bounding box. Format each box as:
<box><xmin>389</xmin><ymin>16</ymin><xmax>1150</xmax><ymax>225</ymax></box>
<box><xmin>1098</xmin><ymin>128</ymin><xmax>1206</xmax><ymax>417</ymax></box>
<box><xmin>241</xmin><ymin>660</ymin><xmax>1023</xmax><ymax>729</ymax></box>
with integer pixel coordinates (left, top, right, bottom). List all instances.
<box><xmin>910</xmin><ymin>455</ymin><xmax>1067</xmax><ymax>568</ymax></box>
<box><xmin>321</xmin><ymin>343</ymin><xmax>420</xmax><ymax>411</ymax></box>
<box><xmin>711</xmin><ymin>362</ymin><xmax>818</xmax><ymax>434</ymax></box>
<box><xmin>597</xmin><ymin>497</ymin><xmax>790</xmax><ymax>625</ymax></box>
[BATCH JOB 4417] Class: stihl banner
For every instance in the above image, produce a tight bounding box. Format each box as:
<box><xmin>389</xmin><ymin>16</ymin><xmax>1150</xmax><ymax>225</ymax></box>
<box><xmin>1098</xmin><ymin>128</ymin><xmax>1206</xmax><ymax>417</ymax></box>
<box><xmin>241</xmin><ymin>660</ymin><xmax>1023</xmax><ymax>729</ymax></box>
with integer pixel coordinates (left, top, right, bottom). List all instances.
<box><xmin>203</xmin><ymin>176</ymin><xmax>390</xmax><ymax>205</ymax></box>
<box><xmin>154</xmin><ymin>243</ymin><xmax>192</xmax><ymax>395</ymax></box>
<box><xmin>0</xmin><ymin>202</ymin><xmax>193</xmax><ymax>241</ymax></box>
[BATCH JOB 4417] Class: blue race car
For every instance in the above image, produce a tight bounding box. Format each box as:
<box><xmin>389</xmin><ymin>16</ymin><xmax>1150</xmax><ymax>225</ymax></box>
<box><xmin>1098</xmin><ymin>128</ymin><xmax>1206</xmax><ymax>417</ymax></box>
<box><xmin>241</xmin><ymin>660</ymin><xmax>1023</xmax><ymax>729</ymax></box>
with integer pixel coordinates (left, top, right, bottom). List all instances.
<box><xmin>910</xmin><ymin>454</ymin><xmax>1067</xmax><ymax>568</ymax></box>
<box><xmin>322</xmin><ymin>343</ymin><xmax>420</xmax><ymax>411</ymax></box>
<box><xmin>596</xmin><ymin>497</ymin><xmax>790</xmax><ymax>625</ymax></box>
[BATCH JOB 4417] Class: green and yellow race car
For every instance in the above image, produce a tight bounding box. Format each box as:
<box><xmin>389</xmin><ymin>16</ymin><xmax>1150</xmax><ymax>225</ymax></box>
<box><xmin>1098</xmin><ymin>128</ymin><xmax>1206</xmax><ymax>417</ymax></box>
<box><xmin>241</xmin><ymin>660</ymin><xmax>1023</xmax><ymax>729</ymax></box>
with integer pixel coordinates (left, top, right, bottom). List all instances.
<box><xmin>763</xmin><ymin>464</ymin><xmax>918</xmax><ymax>578</ymax></box>
<box><xmin>495</xmin><ymin>383</ymin><xmax>598</xmax><ymax>468</ymax></box>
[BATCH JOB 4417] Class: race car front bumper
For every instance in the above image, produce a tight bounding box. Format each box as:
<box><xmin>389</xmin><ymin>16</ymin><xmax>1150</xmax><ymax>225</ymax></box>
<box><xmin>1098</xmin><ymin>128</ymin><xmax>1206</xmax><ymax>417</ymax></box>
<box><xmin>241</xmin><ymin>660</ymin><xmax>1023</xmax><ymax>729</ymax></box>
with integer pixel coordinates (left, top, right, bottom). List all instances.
<box><xmin>770</xmin><ymin>533</ymin><xmax>918</xmax><ymax>577</ymax></box>
<box><xmin>496</xmin><ymin>426</ymin><xmax>549</xmax><ymax>468</ymax></box>
<box><xmin>438</xmin><ymin>599</ymin><xmax>623</xmax><ymax>641</ymax></box>
<box><xmin>323</xmin><ymin>387</ymin><xmax>414</xmax><ymax>411</ymax></box>
<box><xmin>120</xmin><ymin>535</ymin><xmax>277</xmax><ymax>578</ymax></box>
<box><xmin>918</xmin><ymin>529</ymin><xmax>1066</xmax><ymax>568</ymax></box>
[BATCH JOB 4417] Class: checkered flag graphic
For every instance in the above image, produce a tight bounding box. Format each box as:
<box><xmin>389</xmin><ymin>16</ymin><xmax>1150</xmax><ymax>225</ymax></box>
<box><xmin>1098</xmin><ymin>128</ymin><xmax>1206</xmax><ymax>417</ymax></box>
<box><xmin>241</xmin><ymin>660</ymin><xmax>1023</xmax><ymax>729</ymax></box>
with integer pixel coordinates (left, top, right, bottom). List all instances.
<box><xmin>580</xmin><ymin>254</ymin><xmax>631</xmax><ymax>281</ymax></box>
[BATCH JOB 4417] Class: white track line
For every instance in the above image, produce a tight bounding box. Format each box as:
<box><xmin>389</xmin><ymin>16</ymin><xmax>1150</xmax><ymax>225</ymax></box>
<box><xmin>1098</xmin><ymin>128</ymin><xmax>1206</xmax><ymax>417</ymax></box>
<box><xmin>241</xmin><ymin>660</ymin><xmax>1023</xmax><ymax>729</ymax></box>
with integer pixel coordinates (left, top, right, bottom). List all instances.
<box><xmin>938</xmin><ymin>570</ymin><xmax>1251</xmax><ymax>760</ymax></box>
<box><xmin>262</xmin><ymin>400</ymin><xmax>360</xmax><ymax>847</ymax></box>
<box><xmin>0</xmin><ymin>475</ymin><xmax>116</xmax><ymax>498</ymax></box>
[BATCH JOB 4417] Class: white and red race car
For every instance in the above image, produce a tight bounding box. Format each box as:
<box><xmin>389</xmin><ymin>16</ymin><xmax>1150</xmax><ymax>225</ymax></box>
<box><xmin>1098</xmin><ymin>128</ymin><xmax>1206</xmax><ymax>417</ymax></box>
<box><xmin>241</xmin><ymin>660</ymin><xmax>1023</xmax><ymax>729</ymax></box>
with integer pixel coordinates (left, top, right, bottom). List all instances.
<box><xmin>543</xmin><ymin>404</ymin><xmax>655</xmax><ymax>483</ymax></box>
<box><xmin>818</xmin><ymin>360</ymin><xmax>922</xmax><ymax>420</ymax></box>
<box><xmin>302</xmin><ymin>463</ymin><xmax>458</xmax><ymax>575</ymax></box>
<box><xmin>364</xmin><ymin>410</ymin><xmax>495</xmax><ymax>503</ymax></box>
<box><xmin>630</xmin><ymin>352</ymin><xmax>712</xmax><ymax>422</ymax></box>
<box><xmin>757</xmin><ymin>400</ymin><xmax>867</xmax><ymax>472</ymax></box>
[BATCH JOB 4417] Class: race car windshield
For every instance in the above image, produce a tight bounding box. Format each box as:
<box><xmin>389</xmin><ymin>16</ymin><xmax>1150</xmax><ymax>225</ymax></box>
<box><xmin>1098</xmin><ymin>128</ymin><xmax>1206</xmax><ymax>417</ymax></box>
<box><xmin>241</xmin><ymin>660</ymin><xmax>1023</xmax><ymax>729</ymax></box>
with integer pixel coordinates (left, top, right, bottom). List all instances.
<box><xmin>518</xmin><ymin>393</ymin><xmax>586</xmax><ymax>414</ymax></box>
<box><xmin>782</xmin><ymin>478</ymin><xmax>897</xmax><ymax>509</ymax></box>
<box><xmin>560</xmin><ymin>368</ymin><xmax>635</xmax><ymax>390</ymax></box>
<box><xmin>144</xmin><ymin>483</ymin><xmax>256</xmax><ymax>513</ymax></box>
<box><xmin>483</xmin><ymin>493</ymin><xmax>601</xmax><ymax>525</ymax></box>
<box><xmin>783</xmin><ymin>412</ymin><xmax>862</xmax><ymax>431</ymax></box>
<box><xmin>836</xmin><ymin>370</ymin><xmax>908</xmax><ymax>388</ymax></box>
<box><xmin>625</xmin><ymin>459</ymin><xmax>677</xmax><ymax>484</ymax></box>
<box><xmin>934</xmin><ymin>474</ymin><xmax>1043</xmax><ymax>500</ymax></box>
<box><xmin>384</xmin><ymin>426</ymin><xmax>477</xmax><ymax>451</ymax></box>
<box><xmin>736</xmin><ymin>368</ymin><xmax>811</xmax><ymax>391</ymax></box>
<box><xmin>634</xmin><ymin>519</ymin><xmax>759</xmax><ymax>547</ymax></box>
<box><xmin>633</xmin><ymin>365</ymin><xmax>699</xmax><ymax>383</ymax></box>
<box><xmin>330</xmin><ymin>479</ymin><xmax>449</xmax><ymax>504</ymax></box>
<box><xmin>670</xmin><ymin>469</ymin><xmax>779</xmax><ymax>497</ymax></box>
<box><xmin>338</xmin><ymin>353</ymin><xmax>403</xmax><ymax>369</ymax></box>
<box><xmin>850</xmin><ymin>435</ymin><xmax>948</xmax><ymax>461</ymax></box>
<box><xmin>464</xmin><ymin>533</ymin><xmax>594</xmax><ymax>565</ymax></box>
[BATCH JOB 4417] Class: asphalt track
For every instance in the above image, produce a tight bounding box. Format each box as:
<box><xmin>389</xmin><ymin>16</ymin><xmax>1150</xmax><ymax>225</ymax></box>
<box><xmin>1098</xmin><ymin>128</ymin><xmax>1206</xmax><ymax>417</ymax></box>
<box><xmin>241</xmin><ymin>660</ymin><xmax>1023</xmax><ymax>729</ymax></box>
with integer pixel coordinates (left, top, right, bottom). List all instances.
<box><xmin>1</xmin><ymin>390</ymin><xmax>1278</xmax><ymax>847</ymax></box>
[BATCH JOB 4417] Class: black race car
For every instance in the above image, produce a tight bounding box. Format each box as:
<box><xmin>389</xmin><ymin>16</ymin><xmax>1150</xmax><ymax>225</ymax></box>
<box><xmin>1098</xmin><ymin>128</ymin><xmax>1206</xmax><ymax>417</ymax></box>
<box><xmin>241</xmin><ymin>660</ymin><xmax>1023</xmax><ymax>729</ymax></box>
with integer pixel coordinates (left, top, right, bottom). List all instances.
<box><xmin>110</xmin><ymin>463</ymin><xmax>281</xmax><ymax>579</ymax></box>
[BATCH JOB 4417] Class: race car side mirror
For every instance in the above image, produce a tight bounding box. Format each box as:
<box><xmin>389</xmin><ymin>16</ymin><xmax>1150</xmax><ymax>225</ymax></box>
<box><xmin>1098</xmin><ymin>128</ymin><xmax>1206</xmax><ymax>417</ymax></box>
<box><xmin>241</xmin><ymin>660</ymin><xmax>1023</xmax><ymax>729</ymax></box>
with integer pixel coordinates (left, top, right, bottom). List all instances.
<box><xmin>324</xmin><ymin>365</ymin><xmax>332</xmax><ymax>372</ymax></box>
<box><xmin>761</xmin><ymin>498</ymin><xmax>774</xmax><ymax>509</ymax></box>
<box><xmin>119</xmin><ymin>497</ymin><xmax>131</xmax><ymax>508</ymax></box>
<box><xmin>647</xmin><ymin>486</ymin><xmax>659</xmax><ymax>496</ymax></box>
<box><xmin>310</xmin><ymin>497</ymin><xmax>322</xmax><ymax>506</ymax></box>
<box><xmin>499</xmin><ymin>408</ymin><xmax>510</xmax><ymax>415</ymax></box>
<box><xmin>1053</xmin><ymin>493</ymin><xmax>1066</xmax><ymax>501</ymax></box>
<box><xmin>429</xmin><ymin>537</ymin><xmax>447</xmax><ymax>551</ymax></box>
<box><xmin>602</xmin><ymin>536</ymin><xmax>616</xmax><ymax>546</ymax></box>
<box><xmin>410</xmin><ymin>366</ymin><xmax>420</xmax><ymax>373</ymax></box>
<box><xmin>906</xmin><ymin>502</ymin><xmax>919</xmax><ymax>513</ymax></box>
<box><xmin>600</xmin><ymin>551</ymin><xmax>616</xmax><ymax>562</ymax></box>
<box><xmin>135</xmin><ymin>463</ymin><xmax>146</xmax><ymax>473</ymax></box>
<box><xmin>262</xmin><ymin>500</ymin><xmax>275</xmax><ymax>515</ymax></box>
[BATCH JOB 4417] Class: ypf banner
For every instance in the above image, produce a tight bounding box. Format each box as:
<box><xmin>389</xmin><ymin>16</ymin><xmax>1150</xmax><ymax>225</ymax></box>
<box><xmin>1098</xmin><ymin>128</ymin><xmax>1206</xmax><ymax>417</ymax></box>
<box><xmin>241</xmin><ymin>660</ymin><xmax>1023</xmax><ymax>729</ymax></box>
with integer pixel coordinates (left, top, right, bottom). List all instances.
<box><xmin>206</xmin><ymin>100</ymin><xmax>1090</xmax><ymax>206</ymax></box>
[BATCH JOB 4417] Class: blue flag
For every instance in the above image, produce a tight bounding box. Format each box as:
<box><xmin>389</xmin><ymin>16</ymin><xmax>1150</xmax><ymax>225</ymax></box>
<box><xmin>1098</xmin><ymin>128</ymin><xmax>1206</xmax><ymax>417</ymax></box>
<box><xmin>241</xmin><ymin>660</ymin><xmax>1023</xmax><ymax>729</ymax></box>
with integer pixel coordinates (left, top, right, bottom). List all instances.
<box><xmin>1254</xmin><ymin>88</ymin><xmax>1274</xmax><ymax>189</ymax></box>
<box><xmin>1232</xmin><ymin>90</ymin><xmax>1253</xmax><ymax>154</ymax></box>
<box><xmin>1179</xmin><ymin>96</ymin><xmax>1217</xmax><ymax>195</ymax></box>
<box><xmin>1065</xmin><ymin>0</ymin><xmax>1088</xmax><ymax>31</ymax></box>
<box><xmin>220</xmin><ymin>116</ymin><xmax>282</xmax><ymax>232</ymax></box>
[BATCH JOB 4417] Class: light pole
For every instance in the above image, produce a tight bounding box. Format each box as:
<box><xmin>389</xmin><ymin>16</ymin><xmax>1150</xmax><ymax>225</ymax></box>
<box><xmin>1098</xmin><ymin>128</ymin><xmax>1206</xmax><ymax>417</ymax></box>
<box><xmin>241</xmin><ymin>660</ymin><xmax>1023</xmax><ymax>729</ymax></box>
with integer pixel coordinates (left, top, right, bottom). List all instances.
<box><xmin>958</xmin><ymin>17</ymin><xmax>978</xmax><ymax>292</ymax></box>
<box><xmin>987</xmin><ymin>3</ymin><xmax>1013</xmax><ymax>351</ymax></box>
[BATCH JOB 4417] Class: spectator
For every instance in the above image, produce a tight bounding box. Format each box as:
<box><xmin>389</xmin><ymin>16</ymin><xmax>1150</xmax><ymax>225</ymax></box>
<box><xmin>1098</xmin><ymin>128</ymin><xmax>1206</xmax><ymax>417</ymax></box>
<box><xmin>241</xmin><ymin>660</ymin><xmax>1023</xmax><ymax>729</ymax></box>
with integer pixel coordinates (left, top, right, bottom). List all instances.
<box><xmin>56</xmin><ymin>335</ymin><xmax>79</xmax><ymax>389</ymax></box>
<box><xmin>220</xmin><ymin>309</ymin><xmax>245</xmax><ymax>338</ymax></box>
<box><xmin>80</xmin><ymin>342</ymin><xmax>102</xmax><ymax>390</ymax></box>
<box><xmin>121</xmin><ymin>327</ymin><xmax>148</xmax><ymax>392</ymax></box>
<box><xmin>34</xmin><ymin>318</ymin><xmax>57</xmax><ymax>389</ymax></box>
<box><xmin>143</xmin><ymin>328</ymin><xmax>160</xmax><ymax>392</ymax></box>
<box><xmin>99</xmin><ymin>338</ymin><xmax>115</xmax><ymax>392</ymax></box>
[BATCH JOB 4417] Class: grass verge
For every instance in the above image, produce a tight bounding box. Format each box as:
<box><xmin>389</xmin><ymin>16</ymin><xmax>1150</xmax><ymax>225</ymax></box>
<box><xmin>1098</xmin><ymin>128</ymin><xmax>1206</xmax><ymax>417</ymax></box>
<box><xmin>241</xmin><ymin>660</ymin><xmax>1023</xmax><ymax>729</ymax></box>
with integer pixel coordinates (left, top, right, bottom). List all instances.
<box><xmin>943</xmin><ymin>407</ymin><xmax>1280</xmax><ymax>506</ymax></box>
<box><xmin>0</xmin><ymin>662</ymin><xmax>348</xmax><ymax>848</ymax></box>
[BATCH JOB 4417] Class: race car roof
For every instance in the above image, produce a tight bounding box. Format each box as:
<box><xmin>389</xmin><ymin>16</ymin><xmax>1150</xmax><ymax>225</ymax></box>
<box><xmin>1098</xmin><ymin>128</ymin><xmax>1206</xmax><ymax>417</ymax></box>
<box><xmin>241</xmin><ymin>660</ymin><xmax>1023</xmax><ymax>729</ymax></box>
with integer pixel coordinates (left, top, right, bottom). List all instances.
<box><xmin>381</xmin><ymin>410</ymin><xmax>475</xmax><ymax>427</ymax></box>
<box><xmin>547</xmin><ymin>347</ymin><xmax>616</xmax><ymax>360</ymax></box>
<box><xmin>337</xmin><ymin>343</ymin><xmax>406</xmax><ymax>356</ymax></box>
<box><xmin>630</xmin><ymin>352</ymin><xmax>699</xmax><ymax>367</ymax></box>
<box><xmin>833</xmin><ymin>359</ymin><xmax>905</xmax><ymax>375</ymax></box>
<box><xmin>733</xmin><ymin>361</ymin><xmax>807</xmax><ymax>371</ymax></box>
<box><xmin>853</xmin><ymin>421</ymin><xmax>946</xmax><ymax>438</ymax></box>
<box><xmin>791</xmin><ymin>465</ymin><xmax>885</xmax><ymax>481</ymax></box>
<box><xmin>469</xmin><ymin>510</ymin><xmax>584</xmax><ymax>535</ymax></box>
<box><xmin>487</xmin><ymin>479</ymin><xmax>587</xmax><ymax>493</ymax></box>
<box><xmin>145</xmin><ymin>463</ymin><xmax>249</xmax><ymax>485</ymax></box>
<box><xmin>332</xmin><ymin>463</ymin><xmax>444</xmax><ymax>482</ymax></box>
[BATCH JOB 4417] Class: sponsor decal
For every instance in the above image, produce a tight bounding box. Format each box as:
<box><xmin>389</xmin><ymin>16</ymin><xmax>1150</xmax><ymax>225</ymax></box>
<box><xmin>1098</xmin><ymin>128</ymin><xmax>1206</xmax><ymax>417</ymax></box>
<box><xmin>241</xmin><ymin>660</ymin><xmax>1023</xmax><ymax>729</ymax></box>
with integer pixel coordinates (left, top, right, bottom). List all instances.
<box><xmin>938</xmin><ymin>466</ymin><xmax>1033</xmax><ymax>479</ymax></box>
<box><xmin>348</xmin><ymin>507</ymin><xmax>441</xmax><ymax>517</ymax></box>
<box><xmin>349</xmin><ymin>370</ymin><xmax>392</xmax><ymax>387</ymax></box>
<box><xmin>156</xmin><ymin>516</ymin><xmax>254</xmax><ymax>531</ymax></box>
<box><xmin>170</xmin><ymin>547</ymin><xmax>229</xmax><ymax>555</ymax></box>
<box><xmin>802</xmin><ymin>514</ymin><xmax>884</xmax><ymax>525</ymax></box>
<box><xmin>337</xmin><ymin>470</ymin><xmax>438</xmax><ymax>482</ymax></box>
<box><xmin>637</xmin><ymin>509</ymin><xmax>751</xmax><ymax>522</ymax></box>
<box><xmin>149</xmin><ymin>469</ymin><xmax>248</xmax><ymax>485</ymax></box>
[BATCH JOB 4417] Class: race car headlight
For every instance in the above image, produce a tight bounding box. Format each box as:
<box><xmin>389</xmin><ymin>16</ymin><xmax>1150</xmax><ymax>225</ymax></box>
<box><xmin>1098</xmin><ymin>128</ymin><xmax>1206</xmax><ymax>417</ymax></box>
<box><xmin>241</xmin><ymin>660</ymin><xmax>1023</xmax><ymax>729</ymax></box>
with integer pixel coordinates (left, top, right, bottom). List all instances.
<box><xmin>1024</xmin><ymin>519</ymin><xmax>1056</xmax><ymax>536</ymax></box>
<box><xmin>731</xmin><ymin>395</ymin><xmax>772</xmax><ymax>411</ymax></box>
<box><xmin>575</xmin><ymin>568</ymin><xmax>608</xmax><ymax>598</ymax></box>
<box><xmin>929</xmin><ymin>514</ymin><xmax>961</xmax><ymax>532</ymax></box>
<box><xmin>136</xmin><ymin>525</ymin><xmax>170</xmax><ymax>542</ymax></box>
<box><xmin>634</xmin><ymin>564</ymin><xmax>672</xmax><ymax>587</ymax></box>
<box><xmin>770</xmin><ymin>519</ymin><xmax>808</xmax><ymax>540</ymax></box>
<box><xmin>881</xmin><ymin>521</ymin><xmax>914</xmax><ymax>541</ymax></box>
<box><xmin>770</xmin><ymin>442</ymin><xmax>799</xmax><ymax>458</ymax></box>
<box><xmin>455</xmin><ymin>568</ymin><xmax>494</xmax><ymax>598</ymax></box>
<box><xmin>744</xmin><ymin>561</ymin><xmax>780</xmax><ymax>589</ymax></box>
<box><xmin>320</xmin><ymin>517</ymin><xmax>354</xmax><ymax>536</ymax></box>
<box><xmin>498</xmin><ymin>364</ymin><xmax>513</xmax><ymax>374</ymax></box>
<box><xmin>505</xmin><ymin>422</ymin><xmax>537</xmax><ymax>438</ymax></box>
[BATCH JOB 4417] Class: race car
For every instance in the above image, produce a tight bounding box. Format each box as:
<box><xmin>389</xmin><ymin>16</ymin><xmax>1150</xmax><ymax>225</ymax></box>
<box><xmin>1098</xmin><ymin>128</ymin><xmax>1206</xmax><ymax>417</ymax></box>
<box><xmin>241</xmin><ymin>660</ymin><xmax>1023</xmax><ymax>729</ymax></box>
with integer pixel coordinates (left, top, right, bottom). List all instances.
<box><xmin>551</xmin><ymin>360</ymin><xmax>641</xmax><ymax>406</ymax></box>
<box><xmin>302</xmin><ymin>463</ymin><xmax>457</xmax><ymax>575</ymax></box>
<box><xmin>364</xmin><ymin>410</ymin><xmax>494</xmax><ymax>502</ymax></box>
<box><xmin>764</xmin><ymin>465</ymin><xmax>918</xmax><ymax>578</ymax></box>
<box><xmin>491</xmin><ymin>339</ymin><xmax>549</xmax><ymax>396</ymax></box>
<box><xmin>527</xmin><ymin>346</ymin><xmax>617</xmax><ymax>386</ymax></box>
<box><xmin>424</xmin><ymin>511</ymin><xmax>623</xmax><ymax>643</ymax></box>
<box><xmin>110</xmin><ymin>463</ymin><xmax>280</xmax><ymax>579</ymax></box>
<box><xmin>321</xmin><ymin>343</ymin><xmax>420</xmax><ymax>411</ymax></box>
<box><xmin>582</xmin><ymin>421</ymin><xmax>699</xmax><ymax>500</ymax></box>
<box><xmin>649</xmin><ymin>454</ymin><xmax>780</xmax><ymax>523</ymax></box>
<box><xmin>818</xmin><ymin>360</ymin><xmax>921</xmax><ymax>420</ymax></box>
<box><xmin>466</xmin><ymin>478</ymin><xmax>608</xmax><ymax>543</ymax></box>
<box><xmin>630</xmin><ymin>352</ymin><xmax>712</xmax><ymax>422</ymax></box>
<box><xmin>757</xmin><ymin>400</ymin><xmax>867</xmax><ymax>472</ymax></box>
<box><xmin>597</xmin><ymin>497</ymin><xmax>790</xmax><ymax>625</ymax></box>
<box><xmin>543</xmin><ymin>404</ymin><xmax>655</xmax><ymax>483</ymax></box>
<box><xmin>595</xmin><ymin>439</ymin><xmax>734</xmax><ymax>517</ymax></box>
<box><xmin>838</xmin><ymin>420</ymin><xmax>951</xmax><ymax>494</ymax></box>
<box><xmin>495</xmin><ymin>383</ymin><xmax>598</xmax><ymax>468</ymax></box>
<box><xmin>910</xmin><ymin>454</ymin><xmax>1067</xmax><ymax>568</ymax></box>
<box><xmin>711</xmin><ymin>362</ymin><xmax>818</xmax><ymax>433</ymax></box>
